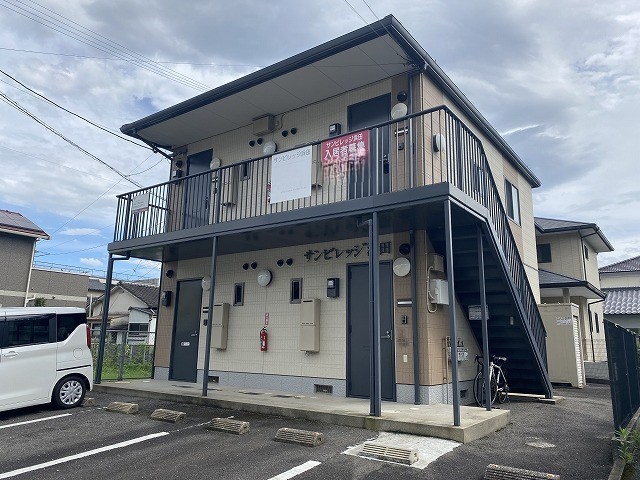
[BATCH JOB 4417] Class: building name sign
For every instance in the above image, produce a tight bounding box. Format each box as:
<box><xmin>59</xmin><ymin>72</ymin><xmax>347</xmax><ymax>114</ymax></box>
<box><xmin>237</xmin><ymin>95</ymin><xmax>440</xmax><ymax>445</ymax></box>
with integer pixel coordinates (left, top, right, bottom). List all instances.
<box><xmin>270</xmin><ymin>145</ymin><xmax>312</xmax><ymax>203</ymax></box>
<box><xmin>304</xmin><ymin>241</ymin><xmax>391</xmax><ymax>262</ymax></box>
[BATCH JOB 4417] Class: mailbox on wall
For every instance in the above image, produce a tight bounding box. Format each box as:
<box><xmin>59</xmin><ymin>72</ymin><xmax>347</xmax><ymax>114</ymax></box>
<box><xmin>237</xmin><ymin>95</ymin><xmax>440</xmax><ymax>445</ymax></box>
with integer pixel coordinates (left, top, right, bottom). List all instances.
<box><xmin>161</xmin><ymin>291</ymin><xmax>172</xmax><ymax>306</ymax></box>
<box><xmin>326</xmin><ymin>278</ymin><xmax>339</xmax><ymax>298</ymax></box>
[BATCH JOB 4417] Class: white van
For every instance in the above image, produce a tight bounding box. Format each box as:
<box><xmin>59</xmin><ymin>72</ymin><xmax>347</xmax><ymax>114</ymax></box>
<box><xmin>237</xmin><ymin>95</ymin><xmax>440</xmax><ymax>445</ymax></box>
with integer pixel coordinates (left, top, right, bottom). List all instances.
<box><xmin>0</xmin><ymin>307</ymin><xmax>93</xmax><ymax>412</ymax></box>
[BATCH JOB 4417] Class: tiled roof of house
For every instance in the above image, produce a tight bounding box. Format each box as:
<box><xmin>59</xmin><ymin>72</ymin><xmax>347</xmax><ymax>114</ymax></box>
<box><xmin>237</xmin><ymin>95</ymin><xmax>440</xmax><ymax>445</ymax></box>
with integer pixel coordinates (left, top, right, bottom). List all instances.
<box><xmin>88</xmin><ymin>278</ymin><xmax>106</xmax><ymax>292</ymax></box>
<box><xmin>535</xmin><ymin>217</ymin><xmax>593</xmax><ymax>232</ymax></box>
<box><xmin>603</xmin><ymin>288</ymin><xmax>640</xmax><ymax>315</ymax></box>
<box><xmin>538</xmin><ymin>269</ymin><xmax>582</xmax><ymax>286</ymax></box>
<box><xmin>0</xmin><ymin>209</ymin><xmax>49</xmax><ymax>239</ymax></box>
<box><xmin>119</xmin><ymin>282</ymin><xmax>159</xmax><ymax>309</ymax></box>
<box><xmin>534</xmin><ymin>216</ymin><xmax>614</xmax><ymax>252</ymax></box>
<box><xmin>599</xmin><ymin>255</ymin><xmax>640</xmax><ymax>273</ymax></box>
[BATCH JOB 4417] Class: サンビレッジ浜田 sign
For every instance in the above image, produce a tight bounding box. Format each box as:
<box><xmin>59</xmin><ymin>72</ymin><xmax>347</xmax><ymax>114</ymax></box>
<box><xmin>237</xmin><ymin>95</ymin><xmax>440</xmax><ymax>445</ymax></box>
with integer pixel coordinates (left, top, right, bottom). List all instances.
<box><xmin>270</xmin><ymin>145</ymin><xmax>312</xmax><ymax>203</ymax></box>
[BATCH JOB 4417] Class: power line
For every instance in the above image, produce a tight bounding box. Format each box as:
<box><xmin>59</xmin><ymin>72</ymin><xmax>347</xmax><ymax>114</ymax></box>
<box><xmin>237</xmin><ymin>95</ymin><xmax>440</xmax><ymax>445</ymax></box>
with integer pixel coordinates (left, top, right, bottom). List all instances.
<box><xmin>0</xmin><ymin>0</ymin><xmax>210</xmax><ymax>91</ymax></box>
<box><xmin>0</xmin><ymin>90</ymin><xmax>142</xmax><ymax>188</ymax></box>
<box><xmin>0</xmin><ymin>68</ymin><xmax>153</xmax><ymax>150</ymax></box>
<box><xmin>0</xmin><ymin>46</ymin><xmax>264</xmax><ymax>67</ymax></box>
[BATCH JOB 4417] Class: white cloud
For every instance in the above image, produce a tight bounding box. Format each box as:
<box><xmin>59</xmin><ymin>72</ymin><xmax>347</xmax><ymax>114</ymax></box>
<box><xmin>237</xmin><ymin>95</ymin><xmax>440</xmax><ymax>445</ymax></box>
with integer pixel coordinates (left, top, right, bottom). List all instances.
<box><xmin>80</xmin><ymin>257</ymin><xmax>104</xmax><ymax>268</ymax></box>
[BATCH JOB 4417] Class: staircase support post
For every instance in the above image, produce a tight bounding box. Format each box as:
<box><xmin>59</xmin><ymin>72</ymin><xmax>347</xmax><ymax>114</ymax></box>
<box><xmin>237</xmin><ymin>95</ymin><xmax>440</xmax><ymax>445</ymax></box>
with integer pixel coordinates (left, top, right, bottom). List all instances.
<box><xmin>444</xmin><ymin>200</ymin><xmax>461</xmax><ymax>426</ymax></box>
<box><xmin>369</xmin><ymin>212</ymin><xmax>382</xmax><ymax>416</ymax></box>
<box><xmin>477</xmin><ymin>226</ymin><xmax>491</xmax><ymax>411</ymax></box>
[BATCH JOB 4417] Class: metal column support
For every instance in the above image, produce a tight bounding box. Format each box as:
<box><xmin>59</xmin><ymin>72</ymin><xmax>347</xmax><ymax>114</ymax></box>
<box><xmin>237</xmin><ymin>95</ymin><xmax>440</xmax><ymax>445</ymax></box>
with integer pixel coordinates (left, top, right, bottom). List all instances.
<box><xmin>477</xmin><ymin>226</ymin><xmax>491</xmax><ymax>411</ymax></box>
<box><xmin>95</xmin><ymin>254</ymin><xmax>115</xmax><ymax>384</ymax></box>
<box><xmin>410</xmin><ymin>229</ymin><xmax>421</xmax><ymax>404</ymax></box>
<box><xmin>444</xmin><ymin>200</ymin><xmax>460</xmax><ymax>426</ymax></box>
<box><xmin>202</xmin><ymin>236</ymin><xmax>219</xmax><ymax>397</ymax></box>
<box><xmin>369</xmin><ymin>211</ymin><xmax>382</xmax><ymax>417</ymax></box>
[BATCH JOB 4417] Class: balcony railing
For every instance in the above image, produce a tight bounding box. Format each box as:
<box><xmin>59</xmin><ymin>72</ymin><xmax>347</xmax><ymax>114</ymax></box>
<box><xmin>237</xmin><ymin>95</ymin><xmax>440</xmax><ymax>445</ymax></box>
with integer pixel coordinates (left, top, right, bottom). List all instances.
<box><xmin>113</xmin><ymin>105</ymin><xmax>547</xmax><ymax>376</ymax></box>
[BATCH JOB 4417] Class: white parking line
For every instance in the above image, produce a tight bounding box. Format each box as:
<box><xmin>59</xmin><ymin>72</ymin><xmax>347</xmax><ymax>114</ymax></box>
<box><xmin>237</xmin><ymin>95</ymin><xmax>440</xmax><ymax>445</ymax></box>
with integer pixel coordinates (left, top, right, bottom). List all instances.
<box><xmin>0</xmin><ymin>413</ymin><xmax>72</xmax><ymax>430</ymax></box>
<box><xmin>0</xmin><ymin>432</ymin><xmax>169</xmax><ymax>479</ymax></box>
<box><xmin>268</xmin><ymin>461</ymin><xmax>321</xmax><ymax>480</ymax></box>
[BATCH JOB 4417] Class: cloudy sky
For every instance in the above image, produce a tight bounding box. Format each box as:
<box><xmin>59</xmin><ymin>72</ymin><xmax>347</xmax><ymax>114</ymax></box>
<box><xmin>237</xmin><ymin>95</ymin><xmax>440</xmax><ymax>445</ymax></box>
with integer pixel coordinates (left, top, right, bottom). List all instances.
<box><xmin>0</xmin><ymin>0</ymin><xmax>638</xmax><ymax>280</ymax></box>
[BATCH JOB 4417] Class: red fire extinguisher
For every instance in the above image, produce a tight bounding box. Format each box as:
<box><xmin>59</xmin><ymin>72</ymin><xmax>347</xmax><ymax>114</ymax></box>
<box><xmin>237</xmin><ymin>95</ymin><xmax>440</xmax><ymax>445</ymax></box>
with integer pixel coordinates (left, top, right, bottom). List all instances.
<box><xmin>260</xmin><ymin>327</ymin><xmax>268</xmax><ymax>352</ymax></box>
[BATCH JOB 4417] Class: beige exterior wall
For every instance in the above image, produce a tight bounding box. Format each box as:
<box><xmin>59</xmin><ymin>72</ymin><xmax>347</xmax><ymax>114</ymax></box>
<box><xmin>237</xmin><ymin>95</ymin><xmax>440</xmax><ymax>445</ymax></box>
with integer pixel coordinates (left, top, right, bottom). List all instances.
<box><xmin>537</xmin><ymin>233</ymin><xmax>584</xmax><ymax>280</ymax></box>
<box><xmin>0</xmin><ymin>233</ymin><xmax>34</xmax><ymax>307</ymax></box>
<box><xmin>600</xmin><ymin>272</ymin><xmax>640</xmax><ymax>288</ymax></box>
<box><xmin>92</xmin><ymin>287</ymin><xmax>150</xmax><ymax>317</ymax></box>
<box><xmin>154</xmin><ymin>229</ymin><xmax>480</xmax><ymax>395</ymax></box>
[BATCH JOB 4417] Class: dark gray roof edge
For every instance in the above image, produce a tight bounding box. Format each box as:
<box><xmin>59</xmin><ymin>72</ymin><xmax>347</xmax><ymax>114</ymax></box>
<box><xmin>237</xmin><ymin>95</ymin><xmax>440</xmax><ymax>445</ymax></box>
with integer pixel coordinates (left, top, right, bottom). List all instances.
<box><xmin>534</xmin><ymin>217</ymin><xmax>614</xmax><ymax>251</ymax></box>
<box><xmin>121</xmin><ymin>15</ymin><xmax>541</xmax><ymax>188</ymax></box>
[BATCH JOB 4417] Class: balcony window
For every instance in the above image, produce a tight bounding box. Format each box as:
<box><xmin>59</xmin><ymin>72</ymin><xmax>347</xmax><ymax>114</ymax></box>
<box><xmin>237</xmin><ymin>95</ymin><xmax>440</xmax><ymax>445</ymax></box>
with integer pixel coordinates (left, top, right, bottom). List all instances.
<box><xmin>505</xmin><ymin>179</ymin><xmax>521</xmax><ymax>224</ymax></box>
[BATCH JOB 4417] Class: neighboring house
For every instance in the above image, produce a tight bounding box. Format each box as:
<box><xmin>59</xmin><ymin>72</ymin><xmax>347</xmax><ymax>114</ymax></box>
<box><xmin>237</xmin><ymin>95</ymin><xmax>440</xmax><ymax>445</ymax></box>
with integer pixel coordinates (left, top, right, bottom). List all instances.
<box><xmin>87</xmin><ymin>277</ymin><xmax>106</xmax><ymax>313</ymax></box>
<box><xmin>0</xmin><ymin>209</ymin><xmax>88</xmax><ymax>308</ymax></box>
<box><xmin>534</xmin><ymin>217</ymin><xmax>613</xmax><ymax>386</ymax></box>
<box><xmin>90</xmin><ymin>281</ymin><xmax>158</xmax><ymax>345</ymax></box>
<box><xmin>600</xmin><ymin>255</ymin><xmax>640</xmax><ymax>331</ymax></box>
<box><xmin>104</xmin><ymin>16</ymin><xmax>553</xmax><ymax>407</ymax></box>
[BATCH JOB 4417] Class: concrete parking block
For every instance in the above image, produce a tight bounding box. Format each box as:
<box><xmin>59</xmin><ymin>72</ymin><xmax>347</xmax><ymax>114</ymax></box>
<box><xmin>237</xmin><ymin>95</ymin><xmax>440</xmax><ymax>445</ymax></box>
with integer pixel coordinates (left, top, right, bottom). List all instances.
<box><xmin>484</xmin><ymin>464</ymin><xmax>560</xmax><ymax>479</ymax></box>
<box><xmin>106</xmin><ymin>402</ymin><xmax>138</xmax><ymax>414</ymax></box>
<box><xmin>82</xmin><ymin>397</ymin><xmax>95</xmax><ymax>407</ymax></box>
<box><xmin>150</xmin><ymin>408</ymin><xmax>186</xmax><ymax>423</ymax></box>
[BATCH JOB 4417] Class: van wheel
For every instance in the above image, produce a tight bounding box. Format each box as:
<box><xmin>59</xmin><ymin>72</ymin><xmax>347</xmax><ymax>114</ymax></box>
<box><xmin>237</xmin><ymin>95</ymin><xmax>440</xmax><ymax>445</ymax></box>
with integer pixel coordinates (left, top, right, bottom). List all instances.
<box><xmin>53</xmin><ymin>376</ymin><xmax>86</xmax><ymax>409</ymax></box>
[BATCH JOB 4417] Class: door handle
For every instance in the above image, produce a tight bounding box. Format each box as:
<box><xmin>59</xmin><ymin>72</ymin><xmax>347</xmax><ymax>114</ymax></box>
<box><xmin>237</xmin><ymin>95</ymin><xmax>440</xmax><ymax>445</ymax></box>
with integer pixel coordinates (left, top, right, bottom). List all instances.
<box><xmin>381</xmin><ymin>330</ymin><xmax>392</xmax><ymax>340</ymax></box>
<box><xmin>2</xmin><ymin>351</ymin><xmax>18</xmax><ymax>358</ymax></box>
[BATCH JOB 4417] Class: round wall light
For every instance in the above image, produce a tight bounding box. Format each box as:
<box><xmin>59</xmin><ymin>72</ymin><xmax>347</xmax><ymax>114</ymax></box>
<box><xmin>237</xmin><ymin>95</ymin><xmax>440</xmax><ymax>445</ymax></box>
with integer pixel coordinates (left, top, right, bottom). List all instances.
<box><xmin>201</xmin><ymin>275</ymin><xmax>211</xmax><ymax>291</ymax></box>
<box><xmin>392</xmin><ymin>257</ymin><xmax>411</xmax><ymax>277</ymax></box>
<box><xmin>210</xmin><ymin>158</ymin><xmax>221</xmax><ymax>169</ymax></box>
<box><xmin>433</xmin><ymin>133</ymin><xmax>446</xmax><ymax>152</ymax></box>
<box><xmin>391</xmin><ymin>102</ymin><xmax>408</xmax><ymax>120</ymax></box>
<box><xmin>263</xmin><ymin>141</ymin><xmax>277</xmax><ymax>156</ymax></box>
<box><xmin>257</xmin><ymin>269</ymin><xmax>272</xmax><ymax>287</ymax></box>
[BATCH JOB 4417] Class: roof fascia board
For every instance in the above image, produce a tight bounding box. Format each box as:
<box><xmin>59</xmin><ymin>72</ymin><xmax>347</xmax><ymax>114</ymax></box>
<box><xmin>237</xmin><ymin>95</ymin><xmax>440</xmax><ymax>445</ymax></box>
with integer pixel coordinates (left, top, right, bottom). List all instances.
<box><xmin>0</xmin><ymin>226</ymin><xmax>49</xmax><ymax>239</ymax></box>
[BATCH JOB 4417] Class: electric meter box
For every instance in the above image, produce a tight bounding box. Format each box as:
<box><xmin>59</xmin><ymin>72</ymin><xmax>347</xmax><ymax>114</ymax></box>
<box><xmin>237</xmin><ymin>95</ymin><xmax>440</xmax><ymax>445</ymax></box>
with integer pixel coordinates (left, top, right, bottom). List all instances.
<box><xmin>300</xmin><ymin>298</ymin><xmax>320</xmax><ymax>352</ymax></box>
<box><xmin>429</xmin><ymin>279</ymin><xmax>449</xmax><ymax>305</ymax></box>
<box><xmin>212</xmin><ymin>303</ymin><xmax>229</xmax><ymax>350</ymax></box>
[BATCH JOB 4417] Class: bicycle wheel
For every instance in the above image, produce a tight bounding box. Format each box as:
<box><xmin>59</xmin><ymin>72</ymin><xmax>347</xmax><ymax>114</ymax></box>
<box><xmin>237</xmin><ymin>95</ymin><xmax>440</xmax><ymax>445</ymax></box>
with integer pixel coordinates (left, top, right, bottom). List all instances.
<box><xmin>473</xmin><ymin>372</ymin><xmax>498</xmax><ymax>406</ymax></box>
<box><xmin>497</xmin><ymin>381</ymin><xmax>509</xmax><ymax>404</ymax></box>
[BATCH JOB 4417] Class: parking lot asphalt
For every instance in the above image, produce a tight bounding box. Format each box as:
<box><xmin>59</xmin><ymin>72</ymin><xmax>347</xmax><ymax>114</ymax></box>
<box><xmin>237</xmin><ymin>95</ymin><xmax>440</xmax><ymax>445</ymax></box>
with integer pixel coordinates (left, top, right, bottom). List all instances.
<box><xmin>0</xmin><ymin>384</ymin><xmax>615</xmax><ymax>480</ymax></box>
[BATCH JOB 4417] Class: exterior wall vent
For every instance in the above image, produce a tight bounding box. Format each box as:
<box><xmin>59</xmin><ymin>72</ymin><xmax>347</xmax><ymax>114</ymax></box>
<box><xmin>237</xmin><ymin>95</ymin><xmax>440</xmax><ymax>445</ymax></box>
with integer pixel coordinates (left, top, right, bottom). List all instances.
<box><xmin>314</xmin><ymin>384</ymin><xmax>333</xmax><ymax>394</ymax></box>
<box><xmin>253</xmin><ymin>115</ymin><xmax>275</xmax><ymax>136</ymax></box>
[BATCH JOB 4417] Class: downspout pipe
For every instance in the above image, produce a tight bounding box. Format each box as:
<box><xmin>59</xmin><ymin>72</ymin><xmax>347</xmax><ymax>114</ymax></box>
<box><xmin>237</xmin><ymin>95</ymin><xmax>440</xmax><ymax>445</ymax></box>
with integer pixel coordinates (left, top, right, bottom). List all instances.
<box><xmin>409</xmin><ymin>229</ymin><xmax>420</xmax><ymax>404</ymax></box>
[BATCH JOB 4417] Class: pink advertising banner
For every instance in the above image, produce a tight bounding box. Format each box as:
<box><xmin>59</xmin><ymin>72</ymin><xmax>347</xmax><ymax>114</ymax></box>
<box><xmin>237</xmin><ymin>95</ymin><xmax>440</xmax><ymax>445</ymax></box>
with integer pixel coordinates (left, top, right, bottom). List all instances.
<box><xmin>320</xmin><ymin>129</ymin><xmax>369</xmax><ymax>179</ymax></box>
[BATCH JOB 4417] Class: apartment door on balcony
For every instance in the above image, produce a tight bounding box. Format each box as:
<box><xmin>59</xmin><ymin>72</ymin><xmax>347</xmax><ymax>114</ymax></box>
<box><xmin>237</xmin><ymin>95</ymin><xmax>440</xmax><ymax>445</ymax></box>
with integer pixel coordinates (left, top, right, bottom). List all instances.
<box><xmin>184</xmin><ymin>149</ymin><xmax>212</xmax><ymax>229</ymax></box>
<box><xmin>170</xmin><ymin>279</ymin><xmax>202</xmax><ymax>382</ymax></box>
<box><xmin>347</xmin><ymin>94</ymin><xmax>390</xmax><ymax>199</ymax></box>
<box><xmin>347</xmin><ymin>262</ymin><xmax>395</xmax><ymax>400</ymax></box>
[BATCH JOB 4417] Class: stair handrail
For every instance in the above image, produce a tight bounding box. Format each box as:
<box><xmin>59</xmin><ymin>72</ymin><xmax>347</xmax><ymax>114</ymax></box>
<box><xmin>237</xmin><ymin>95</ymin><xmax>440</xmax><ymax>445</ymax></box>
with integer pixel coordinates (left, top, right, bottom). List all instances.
<box><xmin>442</xmin><ymin>108</ymin><xmax>549</xmax><ymax>377</ymax></box>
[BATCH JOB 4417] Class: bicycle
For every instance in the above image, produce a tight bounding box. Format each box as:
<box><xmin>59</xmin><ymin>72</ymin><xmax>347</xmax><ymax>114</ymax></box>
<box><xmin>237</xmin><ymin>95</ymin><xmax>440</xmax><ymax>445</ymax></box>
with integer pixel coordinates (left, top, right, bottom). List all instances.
<box><xmin>473</xmin><ymin>354</ymin><xmax>509</xmax><ymax>407</ymax></box>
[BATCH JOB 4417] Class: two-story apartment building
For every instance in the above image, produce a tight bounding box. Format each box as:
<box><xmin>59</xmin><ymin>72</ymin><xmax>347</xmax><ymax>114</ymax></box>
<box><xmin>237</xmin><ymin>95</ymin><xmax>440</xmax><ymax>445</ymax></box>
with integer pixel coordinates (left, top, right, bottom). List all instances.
<box><xmin>99</xmin><ymin>16</ymin><xmax>552</xmax><ymax>418</ymax></box>
<box><xmin>534</xmin><ymin>217</ymin><xmax>612</xmax><ymax>386</ymax></box>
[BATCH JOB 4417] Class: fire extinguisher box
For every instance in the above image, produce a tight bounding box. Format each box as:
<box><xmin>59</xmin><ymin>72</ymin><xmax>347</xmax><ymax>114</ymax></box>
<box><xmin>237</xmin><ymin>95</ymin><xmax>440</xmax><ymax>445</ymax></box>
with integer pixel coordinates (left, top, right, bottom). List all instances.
<box><xmin>212</xmin><ymin>303</ymin><xmax>229</xmax><ymax>350</ymax></box>
<box><xmin>300</xmin><ymin>298</ymin><xmax>320</xmax><ymax>352</ymax></box>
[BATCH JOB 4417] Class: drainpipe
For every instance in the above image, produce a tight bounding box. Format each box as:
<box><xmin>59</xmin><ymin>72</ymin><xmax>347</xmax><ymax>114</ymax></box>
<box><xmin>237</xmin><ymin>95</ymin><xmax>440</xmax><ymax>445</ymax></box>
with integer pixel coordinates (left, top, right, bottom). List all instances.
<box><xmin>409</xmin><ymin>229</ymin><xmax>420</xmax><ymax>404</ymax></box>
<box><xmin>23</xmin><ymin>240</ymin><xmax>37</xmax><ymax>306</ymax></box>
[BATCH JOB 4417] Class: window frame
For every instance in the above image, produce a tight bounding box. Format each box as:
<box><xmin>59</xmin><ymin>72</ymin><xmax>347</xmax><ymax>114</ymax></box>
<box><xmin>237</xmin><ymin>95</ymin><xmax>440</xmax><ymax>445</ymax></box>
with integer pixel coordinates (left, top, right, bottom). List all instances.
<box><xmin>233</xmin><ymin>282</ymin><xmax>245</xmax><ymax>306</ymax></box>
<box><xmin>504</xmin><ymin>179</ymin><xmax>521</xmax><ymax>225</ymax></box>
<box><xmin>290</xmin><ymin>278</ymin><xmax>303</xmax><ymax>304</ymax></box>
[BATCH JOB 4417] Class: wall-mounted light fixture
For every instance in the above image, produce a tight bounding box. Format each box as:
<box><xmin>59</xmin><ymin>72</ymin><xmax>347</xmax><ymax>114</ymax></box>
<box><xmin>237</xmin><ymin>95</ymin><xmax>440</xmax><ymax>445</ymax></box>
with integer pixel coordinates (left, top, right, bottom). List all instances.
<box><xmin>257</xmin><ymin>269</ymin><xmax>272</xmax><ymax>287</ymax></box>
<box><xmin>433</xmin><ymin>133</ymin><xmax>446</xmax><ymax>152</ymax></box>
<box><xmin>263</xmin><ymin>141</ymin><xmax>277</xmax><ymax>156</ymax></box>
<box><xmin>201</xmin><ymin>275</ymin><xmax>211</xmax><ymax>291</ymax></box>
<box><xmin>392</xmin><ymin>257</ymin><xmax>411</xmax><ymax>277</ymax></box>
<box><xmin>210</xmin><ymin>158</ymin><xmax>221</xmax><ymax>169</ymax></box>
<box><xmin>391</xmin><ymin>102</ymin><xmax>408</xmax><ymax>120</ymax></box>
